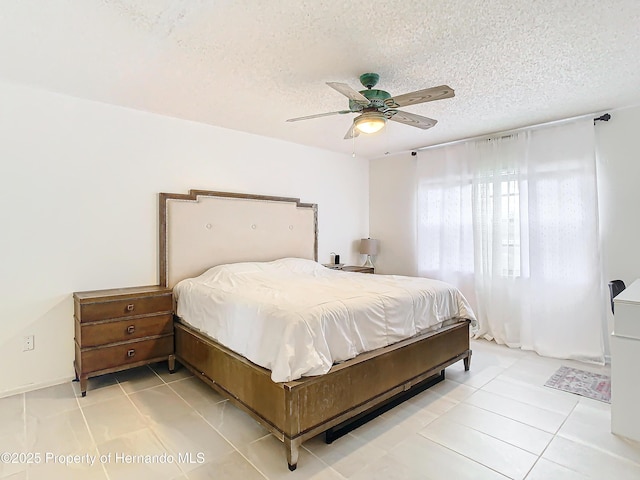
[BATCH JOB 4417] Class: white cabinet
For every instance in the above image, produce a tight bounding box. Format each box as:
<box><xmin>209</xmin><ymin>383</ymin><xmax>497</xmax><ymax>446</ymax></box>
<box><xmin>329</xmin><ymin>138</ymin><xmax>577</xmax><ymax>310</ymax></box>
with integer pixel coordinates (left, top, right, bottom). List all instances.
<box><xmin>611</xmin><ymin>279</ymin><xmax>640</xmax><ymax>441</ymax></box>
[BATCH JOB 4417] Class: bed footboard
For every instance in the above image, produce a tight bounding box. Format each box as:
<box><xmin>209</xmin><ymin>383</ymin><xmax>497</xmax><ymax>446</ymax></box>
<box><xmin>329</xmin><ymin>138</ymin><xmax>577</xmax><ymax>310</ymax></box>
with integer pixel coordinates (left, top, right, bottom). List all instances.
<box><xmin>174</xmin><ymin>319</ymin><xmax>471</xmax><ymax>470</ymax></box>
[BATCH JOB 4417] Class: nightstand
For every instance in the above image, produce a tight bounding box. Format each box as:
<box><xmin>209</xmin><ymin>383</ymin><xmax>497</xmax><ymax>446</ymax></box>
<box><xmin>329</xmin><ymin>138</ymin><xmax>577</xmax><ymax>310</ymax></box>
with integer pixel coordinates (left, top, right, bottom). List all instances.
<box><xmin>341</xmin><ymin>265</ymin><xmax>375</xmax><ymax>274</ymax></box>
<box><xmin>73</xmin><ymin>285</ymin><xmax>175</xmax><ymax>396</ymax></box>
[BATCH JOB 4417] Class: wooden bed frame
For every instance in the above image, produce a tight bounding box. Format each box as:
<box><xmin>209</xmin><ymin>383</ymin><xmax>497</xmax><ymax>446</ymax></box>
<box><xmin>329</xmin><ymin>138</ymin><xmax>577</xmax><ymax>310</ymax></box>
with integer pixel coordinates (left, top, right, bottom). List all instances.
<box><xmin>159</xmin><ymin>189</ymin><xmax>471</xmax><ymax>470</ymax></box>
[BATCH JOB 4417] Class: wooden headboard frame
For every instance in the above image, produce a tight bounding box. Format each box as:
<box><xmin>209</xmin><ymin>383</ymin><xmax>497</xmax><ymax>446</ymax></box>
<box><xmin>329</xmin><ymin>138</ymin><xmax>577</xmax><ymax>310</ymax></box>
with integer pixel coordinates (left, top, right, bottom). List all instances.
<box><xmin>159</xmin><ymin>190</ymin><xmax>318</xmax><ymax>288</ymax></box>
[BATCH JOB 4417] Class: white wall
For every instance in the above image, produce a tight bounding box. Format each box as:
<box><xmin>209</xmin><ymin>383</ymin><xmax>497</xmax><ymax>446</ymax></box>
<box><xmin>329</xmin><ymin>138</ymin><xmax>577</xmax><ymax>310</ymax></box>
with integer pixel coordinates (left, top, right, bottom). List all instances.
<box><xmin>0</xmin><ymin>81</ymin><xmax>369</xmax><ymax>396</ymax></box>
<box><xmin>595</xmin><ymin>105</ymin><xmax>640</xmax><ymax>337</ymax></box>
<box><xmin>369</xmin><ymin>153</ymin><xmax>418</xmax><ymax>276</ymax></box>
<box><xmin>370</xmin><ymin>105</ymin><xmax>640</xmax><ymax>355</ymax></box>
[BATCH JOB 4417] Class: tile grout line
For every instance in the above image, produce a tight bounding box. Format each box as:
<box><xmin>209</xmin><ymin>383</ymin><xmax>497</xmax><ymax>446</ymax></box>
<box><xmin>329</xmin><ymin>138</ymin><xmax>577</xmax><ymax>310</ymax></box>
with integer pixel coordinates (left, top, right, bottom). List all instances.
<box><xmin>116</xmin><ymin>377</ymin><xmax>191</xmax><ymax>477</ymax></box>
<box><xmin>553</xmin><ymin>400</ymin><xmax>640</xmax><ymax>469</ymax></box>
<box><xmin>299</xmin><ymin>443</ymin><xmax>351</xmax><ymax>480</ymax></box>
<box><xmin>485</xmin><ymin>374</ymin><xmax>583</xmax><ymax>408</ymax></box>
<box><xmin>432</xmin><ymin>406</ymin><xmax>552</xmax><ymax>456</ymax></box>
<box><xmin>164</xmin><ymin>378</ymin><xmax>270</xmax><ymax>479</ymax></box>
<box><xmin>82</xmin><ymin>370</ymin><xmax>173</xmax><ymax>477</ymax></box>
<box><xmin>459</xmin><ymin>391</ymin><xmax>567</xmax><ymax>435</ymax></box>
<box><xmin>413</xmin><ymin>432</ymin><xmax>512</xmax><ymax>479</ymax></box>
<box><xmin>362</xmin><ymin>383</ymin><xmax>512</xmax><ymax>478</ymax></box>
<box><xmin>416</xmin><ymin>418</ymin><xmax>537</xmax><ymax>478</ymax></box>
<box><xmin>426</xmin><ymin>360</ymin><xmax>575</xmax><ymax>479</ymax></box>
<box><xmin>162</xmin><ymin>380</ymin><xmax>241</xmax><ymax>478</ymax></box>
<box><xmin>464</xmin><ymin>382</ymin><xmax>577</xmax><ymax>423</ymax></box>
<box><xmin>74</xmin><ymin>382</ymin><xmax>112</xmax><ymax>480</ymax></box>
<box><xmin>521</xmin><ymin>401</ymin><xmax>582</xmax><ymax>479</ymax></box>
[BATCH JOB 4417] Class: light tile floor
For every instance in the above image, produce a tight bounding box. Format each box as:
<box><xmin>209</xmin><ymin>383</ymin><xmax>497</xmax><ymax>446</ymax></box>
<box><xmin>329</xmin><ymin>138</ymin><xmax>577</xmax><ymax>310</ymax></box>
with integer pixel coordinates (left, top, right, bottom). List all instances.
<box><xmin>1</xmin><ymin>339</ymin><xmax>639</xmax><ymax>479</ymax></box>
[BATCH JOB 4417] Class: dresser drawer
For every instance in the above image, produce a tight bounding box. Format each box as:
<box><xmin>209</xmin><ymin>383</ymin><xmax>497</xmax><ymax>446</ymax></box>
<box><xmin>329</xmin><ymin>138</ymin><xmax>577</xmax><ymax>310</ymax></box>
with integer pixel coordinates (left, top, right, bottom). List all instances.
<box><xmin>76</xmin><ymin>313</ymin><xmax>173</xmax><ymax>348</ymax></box>
<box><xmin>76</xmin><ymin>294</ymin><xmax>172</xmax><ymax>322</ymax></box>
<box><xmin>80</xmin><ymin>335</ymin><xmax>174</xmax><ymax>374</ymax></box>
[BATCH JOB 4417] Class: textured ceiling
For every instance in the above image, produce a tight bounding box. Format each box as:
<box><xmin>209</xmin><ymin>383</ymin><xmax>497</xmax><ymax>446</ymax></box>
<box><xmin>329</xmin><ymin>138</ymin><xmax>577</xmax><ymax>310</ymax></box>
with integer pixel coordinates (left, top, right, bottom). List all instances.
<box><xmin>1</xmin><ymin>0</ymin><xmax>639</xmax><ymax>159</ymax></box>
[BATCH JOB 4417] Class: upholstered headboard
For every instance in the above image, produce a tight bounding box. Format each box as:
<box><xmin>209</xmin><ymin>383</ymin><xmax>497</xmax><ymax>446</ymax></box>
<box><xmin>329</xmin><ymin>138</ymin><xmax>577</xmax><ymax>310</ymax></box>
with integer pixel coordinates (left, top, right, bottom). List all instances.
<box><xmin>159</xmin><ymin>190</ymin><xmax>318</xmax><ymax>288</ymax></box>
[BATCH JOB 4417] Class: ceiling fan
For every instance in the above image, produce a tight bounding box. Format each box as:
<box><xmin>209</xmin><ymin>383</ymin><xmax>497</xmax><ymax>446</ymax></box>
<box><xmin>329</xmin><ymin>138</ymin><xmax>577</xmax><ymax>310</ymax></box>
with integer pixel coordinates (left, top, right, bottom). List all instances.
<box><xmin>286</xmin><ymin>73</ymin><xmax>454</xmax><ymax>139</ymax></box>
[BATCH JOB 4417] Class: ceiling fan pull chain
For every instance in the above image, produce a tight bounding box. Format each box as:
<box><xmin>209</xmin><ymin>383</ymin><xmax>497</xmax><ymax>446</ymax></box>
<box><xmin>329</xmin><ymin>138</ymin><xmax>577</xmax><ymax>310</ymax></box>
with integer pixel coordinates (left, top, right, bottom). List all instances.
<box><xmin>352</xmin><ymin>130</ymin><xmax>356</xmax><ymax>158</ymax></box>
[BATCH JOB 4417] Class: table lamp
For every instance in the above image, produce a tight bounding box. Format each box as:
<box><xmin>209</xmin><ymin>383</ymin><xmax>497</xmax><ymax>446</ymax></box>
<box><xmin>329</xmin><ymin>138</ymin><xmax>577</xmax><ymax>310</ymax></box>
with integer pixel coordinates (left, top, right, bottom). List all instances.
<box><xmin>359</xmin><ymin>238</ymin><xmax>379</xmax><ymax>268</ymax></box>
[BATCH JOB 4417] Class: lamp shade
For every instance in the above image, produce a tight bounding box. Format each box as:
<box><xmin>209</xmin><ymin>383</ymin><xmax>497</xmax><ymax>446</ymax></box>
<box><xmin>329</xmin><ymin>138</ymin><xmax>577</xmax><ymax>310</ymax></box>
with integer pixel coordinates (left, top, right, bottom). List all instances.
<box><xmin>359</xmin><ymin>238</ymin><xmax>379</xmax><ymax>255</ymax></box>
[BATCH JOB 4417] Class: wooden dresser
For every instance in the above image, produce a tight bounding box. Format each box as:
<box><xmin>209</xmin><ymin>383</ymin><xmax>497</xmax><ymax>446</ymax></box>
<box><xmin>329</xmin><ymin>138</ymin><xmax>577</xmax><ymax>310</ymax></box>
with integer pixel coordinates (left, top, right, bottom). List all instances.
<box><xmin>73</xmin><ymin>285</ymin><xmax>175</xmax><ymax>396</ymax></box>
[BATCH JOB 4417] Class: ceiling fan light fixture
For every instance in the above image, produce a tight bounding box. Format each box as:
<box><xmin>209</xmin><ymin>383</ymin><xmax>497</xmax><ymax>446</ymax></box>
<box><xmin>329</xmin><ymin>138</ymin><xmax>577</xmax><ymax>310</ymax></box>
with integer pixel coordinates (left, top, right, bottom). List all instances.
<box><xmin>285</xmin><ymin>74</ymin><xmax>453</xmax><ymax>140</ymax></box>
<box><xmin>354</xmin><ymin>112</ymin><xmax>386</xmax><ymax>134</ymax></box>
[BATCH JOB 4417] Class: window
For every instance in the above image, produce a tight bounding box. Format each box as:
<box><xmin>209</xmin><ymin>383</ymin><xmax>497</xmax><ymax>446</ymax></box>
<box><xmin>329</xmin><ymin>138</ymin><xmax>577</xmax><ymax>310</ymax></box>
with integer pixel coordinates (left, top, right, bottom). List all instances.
<box><xmin>417</xmin><ymin>180</ymin><xmax>474</xmax><ymax>276</ymax></box>
<box><xmin>474</xmin><ymin>170</ymin><xmax>521</xmax><ymax>278</ymax></box>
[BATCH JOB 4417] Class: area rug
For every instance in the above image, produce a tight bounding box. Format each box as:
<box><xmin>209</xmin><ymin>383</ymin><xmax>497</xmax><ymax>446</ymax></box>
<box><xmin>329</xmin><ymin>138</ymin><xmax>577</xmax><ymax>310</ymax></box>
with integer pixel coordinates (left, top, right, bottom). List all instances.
<box><xmin>544</xmin><ymin>366</ymin><xmax>611</xmax><ymax>403</ymax></box>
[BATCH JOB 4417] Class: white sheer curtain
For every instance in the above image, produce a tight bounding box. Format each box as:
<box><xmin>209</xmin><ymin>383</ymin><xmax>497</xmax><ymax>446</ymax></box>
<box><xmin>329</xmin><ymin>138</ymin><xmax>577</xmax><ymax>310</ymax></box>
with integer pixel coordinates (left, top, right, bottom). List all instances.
<box><xmin>417</xmin><ymin>118</ymin><xmax>605</xmax><ymax>362</ymax></box>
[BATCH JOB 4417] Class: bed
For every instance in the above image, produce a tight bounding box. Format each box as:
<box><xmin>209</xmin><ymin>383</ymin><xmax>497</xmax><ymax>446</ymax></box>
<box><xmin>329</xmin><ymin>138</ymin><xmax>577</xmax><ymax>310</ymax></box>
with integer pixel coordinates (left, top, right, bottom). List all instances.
<box><xmin>159</xmin><ymin>189</ymin><xmax>475</xmax><ymax>470</ymax></box>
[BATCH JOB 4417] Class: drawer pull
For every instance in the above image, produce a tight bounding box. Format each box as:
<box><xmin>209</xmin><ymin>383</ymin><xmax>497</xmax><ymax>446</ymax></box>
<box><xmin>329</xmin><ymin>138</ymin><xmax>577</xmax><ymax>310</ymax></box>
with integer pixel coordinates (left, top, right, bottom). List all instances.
<box><xmin>127</xmin><ymin>325</ymin><xmax>135</xmax><ymax>334</ymax></box>
<box><xmin>126</xmin><ymin>304</ymin><xmax>135</xmax><ymax>312</ymax></box>
<box><xmin>127</xmin><ymin>349</ymin><xmax>136</xmax><ymax>358</ymax></box>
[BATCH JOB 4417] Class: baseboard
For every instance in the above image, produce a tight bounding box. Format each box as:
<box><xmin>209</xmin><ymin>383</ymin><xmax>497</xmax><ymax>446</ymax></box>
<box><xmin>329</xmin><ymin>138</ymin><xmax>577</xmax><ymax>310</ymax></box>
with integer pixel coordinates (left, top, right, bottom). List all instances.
<box><xmin>0</xmin><ymin>375</ymin><xmax>75</xmax><ymax>399</ymax></box>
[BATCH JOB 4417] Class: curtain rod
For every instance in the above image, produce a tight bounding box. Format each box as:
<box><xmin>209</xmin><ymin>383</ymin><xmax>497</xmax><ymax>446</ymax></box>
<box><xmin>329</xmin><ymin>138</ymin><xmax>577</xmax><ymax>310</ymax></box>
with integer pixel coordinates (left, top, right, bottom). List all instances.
<box><xmin>406</xmin><ymin>110</ymin><xmax>612</xmax><ymax>154</ymax></box>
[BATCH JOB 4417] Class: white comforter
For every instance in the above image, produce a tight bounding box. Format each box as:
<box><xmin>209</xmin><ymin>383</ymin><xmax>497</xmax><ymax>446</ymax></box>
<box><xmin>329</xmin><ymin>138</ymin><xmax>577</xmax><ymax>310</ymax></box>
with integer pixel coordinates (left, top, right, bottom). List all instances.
<box><xmin>174</xmin><ymin>257</ymin><xmax>476</xmax><ymax>382</ymax></box>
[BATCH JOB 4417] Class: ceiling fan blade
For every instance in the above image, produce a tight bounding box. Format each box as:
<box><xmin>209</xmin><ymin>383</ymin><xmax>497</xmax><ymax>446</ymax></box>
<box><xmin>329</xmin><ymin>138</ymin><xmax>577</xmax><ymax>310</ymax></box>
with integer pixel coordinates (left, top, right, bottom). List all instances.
<box><xmin>389</xmin><ymin>111</ymin><xmax>438</xmax><ymax>130</ymax></box>
<box><xmin>326</xmin><ymin>82</ymin><xmax>370</xmax><ymax>106</ymax></box>
<box><xmin>344</xmin><ymin>123</ymin><xmax>360</xmax><ymax>139</ymax></box>
<box><xmin>384</xmin><ymin>85</ymin><xmax>454</xmax><ymax>108</ymax></box>
<box><xmin>286</xmin><ymin>110</ymin><xmax>352</xmax><ymax>122</ymax></box>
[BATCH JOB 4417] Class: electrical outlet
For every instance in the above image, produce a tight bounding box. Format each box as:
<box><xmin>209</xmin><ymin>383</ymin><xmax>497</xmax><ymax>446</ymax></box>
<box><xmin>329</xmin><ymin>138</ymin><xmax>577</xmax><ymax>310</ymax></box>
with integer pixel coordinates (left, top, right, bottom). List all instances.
<box><xmin>23</xmin><ymin>335</ymin><xmax>34</xmax><ymax>351</ymax></box>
